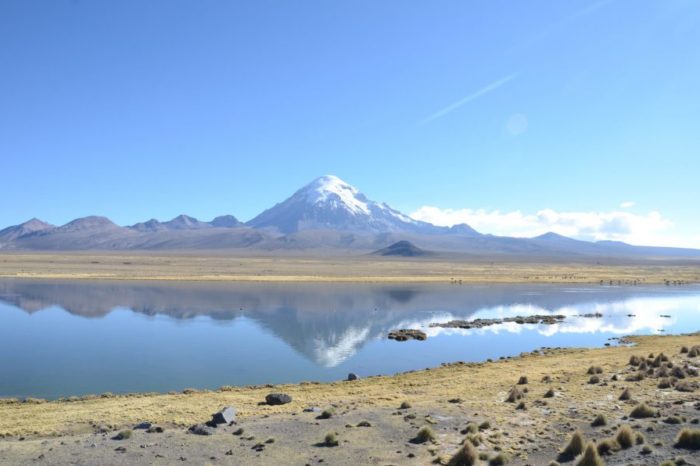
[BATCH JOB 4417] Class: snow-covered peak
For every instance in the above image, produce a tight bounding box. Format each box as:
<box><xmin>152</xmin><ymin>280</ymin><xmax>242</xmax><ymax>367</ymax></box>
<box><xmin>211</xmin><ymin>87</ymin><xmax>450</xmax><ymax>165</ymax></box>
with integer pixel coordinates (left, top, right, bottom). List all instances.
<box><xmin>301</xmin><ymin>175</ymin><xmax>370</xmax><ymax>215</ymax></box>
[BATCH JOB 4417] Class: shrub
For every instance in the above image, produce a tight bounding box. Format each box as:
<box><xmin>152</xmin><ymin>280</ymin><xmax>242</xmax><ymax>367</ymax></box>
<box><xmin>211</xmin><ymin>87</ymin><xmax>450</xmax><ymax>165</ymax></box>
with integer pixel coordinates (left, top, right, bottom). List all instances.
<box><xmin>619</xmin><ymin>388</ymin><xmax>631</xmax><ymax>400</ymax></box>
<box><xmin>560</xmin><ymin>430</ymin><xmax>586</xmax><ymax>459</ymax></box>
<box><xmin>400</xmin><ymin>401</ymin><xmax>412</xmax><ymax>409</ymax></box>
<box><xmin>414</xmin><ymin>426</ymin><xmax>436</xmax><ymax>444</ymax></box>
<box><xmin>517</xmin><ymin>376</ymin><xmax>528</xmax><ymax>385</ymax></box>
<box><xmin>641</xmin><ymin>444</ymin><xmax>652</xmax><ymax>454</ymax></box>
<box><xmin>479</xmin><ymin>421</ymin><xmax>491</xmax><ymax>431</ymax></box>
<box><xmin>319</xmin><ymin>408</ymin><xmax>335</xmax><ymax>419</ymax></box>
<box><xmin>681</xmin><ymin>346</ymin><xmax>689</xmax><ymax>353</ymax></box>
<box><xmin>591</xmin><ymin>414</ymin><xmax>607</xmax><ymax>427</ymax></box>
<box><xmin>588</xmin><ymin>375</ymin><xmax>600</xmax><ymax>384</ymax></box>
<box><xmin>114</xmin><ymin>430</ymin><xmax>132</xmax><ymax>440</ymax></box>
<box><xmin>615</xmin><ymin>425</ymin><xmax>635</xmax><ymax>449</ymax></box>
<box><xmin>664</xmin><ymin>416</ymin><xmax>683</xmax><ymax>425</ymax></box>
<box><xmin>596</xmin><ymin>438</ymin><xmax>618</xmax><ymax>456</ymax></box>
<box><xmin>630</xmin><ymin>402</ymin><xmax>656</xmax><ymax>418</ymax></box>
<box><xmin>635</xmin><ymin>432</ymin><xmax>646</xmax><ymax>445</ymax></box>
<box><xmin>324</xmin><ymin>432</ymin><xmax>339</xmax><ymax>447</ymax></box>
<box><xmin>505</xmin><ymin>386</ymin><xmax>524</xmax><ymax>403</ymax></box>
<box><xmin>464</xmin><ymin>423</ymin><xmax>479</xmax><ymax>434</ymax></box>
<box><xmin>587</xmin><ymin>366</ymin><xmax>603</xmax><ymax>375</ymax></box>
<box><xmin>447</xmin><ymin>439</ymin><xmax>479</xmax><ymax>466</ymax></box>
<box><xmin>675</xmin><ymin>428</ymin><xmax>700</xmax><ymax>449</ymax></box>
<box><xmin>575</xmin><ymin>442</ymin><xmax>604</xmax><ymax>466</ymax></box>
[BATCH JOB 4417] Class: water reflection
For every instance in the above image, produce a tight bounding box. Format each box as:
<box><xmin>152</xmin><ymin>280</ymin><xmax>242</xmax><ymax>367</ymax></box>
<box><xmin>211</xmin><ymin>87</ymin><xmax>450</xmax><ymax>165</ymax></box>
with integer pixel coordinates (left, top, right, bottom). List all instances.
<box><xmin>1</xmin><ymin>279</ymin><xmax>698</xmax><ymax>368</ymax></box>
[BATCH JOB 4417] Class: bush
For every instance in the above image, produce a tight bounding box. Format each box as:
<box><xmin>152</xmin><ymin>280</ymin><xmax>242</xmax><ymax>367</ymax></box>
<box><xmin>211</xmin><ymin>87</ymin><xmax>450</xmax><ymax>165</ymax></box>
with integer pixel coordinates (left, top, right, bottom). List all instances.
<box><xmin>619</xmin><ymin>388</ymin><xmax>631</xmax><ymax>400</ymax></box>
<box><xmin>560</xmin><ymin>430</ymin><xmax>586</xmax><ymax>459</ymax></box>
<box><xmin>505</xmin><ymin>386</ymin><xmax>524</xmax><ymax>403</ymax></box>
<box><xmin>591</xmin><ymin>414</ymin><xmax>607</xmax><ymax>427</ymax></box>
<box><xmin>324</xmin><ymin>432</ymin><xmax>339</xmax><ymax>447</ymax></box>
<box><xmin>413</xmin><ymin>426</ymin><xmax>436</xmax><ymax>444</ymax></box>
<box><xmin>575</xmin><ymin>442</ymin><xmax>604</xmax><ymax>466</ymax></box>
<box><xmin>447</xmin><ymin>438</ymin><xmax>479</xmax><ymax>466</ymax></box>
<box><xmin>675</xmin><ymin>428</ymin><xmax>700</xmax><ymax>449</ymax></box>
<box><xmin>596</xmin><ymin>438</ymin><xmax>618</xmax><ymax>456</ymax></box>
<box><xmin>630</xmin><ymin>402</ymin><xmax>656</xmax><ymax>419</ymax></box>
<box><xmin>615</xmin><ymin>425</ymin><xmax>635</xmax><ymax>449</ymax></box>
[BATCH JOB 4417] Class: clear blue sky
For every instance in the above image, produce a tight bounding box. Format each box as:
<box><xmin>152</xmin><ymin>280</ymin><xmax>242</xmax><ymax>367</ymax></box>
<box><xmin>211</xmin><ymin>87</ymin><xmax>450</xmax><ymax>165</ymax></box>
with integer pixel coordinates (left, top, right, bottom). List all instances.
<box><xmin>1</xmin><ymin>1</ymin><xmax>699</xmax><ymax>245</ymax></box>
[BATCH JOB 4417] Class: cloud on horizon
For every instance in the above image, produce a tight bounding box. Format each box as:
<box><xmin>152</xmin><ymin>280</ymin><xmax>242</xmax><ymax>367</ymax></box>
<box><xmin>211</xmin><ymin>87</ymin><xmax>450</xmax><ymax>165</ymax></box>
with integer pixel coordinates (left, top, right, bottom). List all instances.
<box><xmin>410</xmin><ymin>206</ymin><xmax>697</xmax><ymax>248</ymax></box>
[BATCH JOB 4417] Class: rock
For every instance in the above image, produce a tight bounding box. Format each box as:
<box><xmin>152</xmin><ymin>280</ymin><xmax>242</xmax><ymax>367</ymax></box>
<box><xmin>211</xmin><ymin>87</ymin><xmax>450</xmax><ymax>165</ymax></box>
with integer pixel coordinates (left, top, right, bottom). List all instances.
<box><xmin>189</xmin><ymin>424</ymin><xmax>216</xmax><ymax>436</ymax></box>
<box><xmin>347</xmin><ymin>373</ymin><xmax>359</xmax><ymax>381</ymax></box>
<box><xmin>133</xmin><ymin>422</ymin><xmax>152</xmax><ymax>430</ymax></box>
<box><xmin>212</xmin><ymin>407</ymin><xmax>236</xmax><ymax>425</ymax></box>
<box><xmin>146</xmin><ymin>426</ymin><xmax>164</xmax><ymax>434</ymax></box>
<box><xmin>429</xmin><ymin>314</ymin><xmax>566</xmax><ymax>330</ymax></box>
<box><xmin>304</xmin><ymin>406</ymin><xmax>322</xmax><ymax>413</ymax></box>
<box><xmin>265</xmin><ymin>393</ymin><xmax>292</xmax><ymax>405</ymax></box>
<box><xmin>388</xmin><ymin>329</ymin><xmax>427</xmax><ymax>341</ymax></box>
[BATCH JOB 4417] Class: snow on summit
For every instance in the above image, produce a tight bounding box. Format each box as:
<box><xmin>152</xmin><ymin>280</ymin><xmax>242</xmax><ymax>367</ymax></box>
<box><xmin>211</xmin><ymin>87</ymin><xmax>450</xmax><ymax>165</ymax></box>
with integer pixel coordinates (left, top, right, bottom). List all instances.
<box><xmin>303</xmin><ymin>175</ymin><xmax>371</xmax><ymax>215</ymax></box>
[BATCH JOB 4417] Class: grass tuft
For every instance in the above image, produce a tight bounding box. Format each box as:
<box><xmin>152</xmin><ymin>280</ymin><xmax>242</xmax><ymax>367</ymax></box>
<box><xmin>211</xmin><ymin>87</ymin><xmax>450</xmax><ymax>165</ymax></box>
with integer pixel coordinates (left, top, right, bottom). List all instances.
<box><xmin>414</xmin><ymin>426</ymin><xmax>437</xmax><ymax>444</ymax></box>
<box><xmin>675</xmin><ymin>428</ymin><xmax>700</xmax><ymax>449</ymax></box>
<box><xmin>619</xmin><ymin>388</ymin><xmax>631</xmax><ymax>400</ymax></box>
<box><xmin>615</xmin><ymin>425</ymin><xmax>635</xmax><ymax>449</ymax></box>
<box><xmin>447</xmin><ymin>438</ymin><xmax>479</xmax><ymax>466</ymax></box>
<box><xmin>324</xmin><ymin>432</ymin><xmax>339</xmax><ymax>447</ymax></box>
<box><xmin>630</xmin><ymin>402</ymin><xmax>656</xmax><ymax>419</ymax></box>
<box><xmin>591</xmin><ymin>414</ymin><xmax>607</xmax><ymax>427</ymax></box>
<box><xmin>560</xmin><ymin>430</ymin><xmax>586</xmax><ymax>459</ymax></box>
<box><xmin>574</xmin><ymin>441</ymin><xmax>605</xmax><ymax>466</ymax></box>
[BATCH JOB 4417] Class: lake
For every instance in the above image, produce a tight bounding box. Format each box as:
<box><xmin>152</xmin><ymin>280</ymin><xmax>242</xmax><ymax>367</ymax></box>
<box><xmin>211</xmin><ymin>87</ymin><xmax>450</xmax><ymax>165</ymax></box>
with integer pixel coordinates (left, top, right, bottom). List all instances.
<box><xmin>1</xmin><ymin>279</ymin><xmax>699</xmax><ymax>399</ymax></box>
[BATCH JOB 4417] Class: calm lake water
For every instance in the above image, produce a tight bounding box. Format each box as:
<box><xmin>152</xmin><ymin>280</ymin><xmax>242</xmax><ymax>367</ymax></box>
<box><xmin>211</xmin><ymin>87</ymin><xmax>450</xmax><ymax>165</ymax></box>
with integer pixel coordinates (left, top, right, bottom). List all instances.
<box><xmin>1</xmin><ymin>279</ymin><xmax>699</xmax><ymax>399</ymax></box>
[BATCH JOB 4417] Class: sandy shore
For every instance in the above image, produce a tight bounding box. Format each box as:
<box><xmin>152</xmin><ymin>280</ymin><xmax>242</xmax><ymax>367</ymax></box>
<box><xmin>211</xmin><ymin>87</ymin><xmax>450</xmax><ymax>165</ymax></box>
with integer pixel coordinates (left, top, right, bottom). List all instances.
<box><xmin>1</xmin><ymin>333</ymin><xmax>699</xmax><ymax>465</ymax></box>
<box><xmin>1</xmin><ymin>253</ymin><xmax>699</xmax><ymax>283</ymax></box>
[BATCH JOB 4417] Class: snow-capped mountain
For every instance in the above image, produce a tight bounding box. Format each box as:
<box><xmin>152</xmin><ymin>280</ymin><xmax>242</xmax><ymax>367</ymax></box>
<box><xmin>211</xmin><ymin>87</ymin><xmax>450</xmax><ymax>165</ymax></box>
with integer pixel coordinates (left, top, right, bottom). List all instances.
<box><xmin>248</xmin><ymin>175</ymin><xmax>476</xmax><ymax>235</ymax></box>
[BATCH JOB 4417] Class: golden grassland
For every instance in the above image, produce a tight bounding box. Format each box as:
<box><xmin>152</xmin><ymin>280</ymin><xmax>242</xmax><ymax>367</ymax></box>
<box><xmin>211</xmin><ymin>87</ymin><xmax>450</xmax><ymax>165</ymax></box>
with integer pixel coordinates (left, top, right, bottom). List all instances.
<box><xmin>1</xmin><ymin>332</ymin><xmax>698</xmax><ymax>438</ymax></box>
<box><xmin>1</xmin><ymin>252</ymin><xmax>699</xmax><ymax>283</ymax></box>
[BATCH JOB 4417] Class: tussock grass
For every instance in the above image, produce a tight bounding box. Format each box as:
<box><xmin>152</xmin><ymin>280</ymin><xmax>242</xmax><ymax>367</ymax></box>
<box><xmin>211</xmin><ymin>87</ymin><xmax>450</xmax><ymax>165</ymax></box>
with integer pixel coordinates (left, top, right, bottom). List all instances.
<box><xmin>400</xmin><ymin>401</ymin><xmax>412</xmax><ymax>409</ymax></box>
<box><xmin>517</xmin><ymin>376</ymin><xmax>528</xmax><ymax>385</ymax></box>
<box><xmin>414</xmin><ymin>426</ymin><xmax>436</xmax><ymax>444</ymax></box>
<box><xmin>574</xmin><ymin>441</ymin><xmax>605</xmax><ymax>466</ymax></box>
<box><xmin>587</xmin><ymin>366</ymin><xmax>603</xmax><ymax>375</ymax></box>
<box><xmin>505</xmin><ymin>386</ymin><xmax>524</xmax><ymax>403</ymax></box>
<box><xmin>630</xmin><ymin>402</ymin><xmax>656</xmax><ymax>419</ymax></box>
<box><xmin>560</xmin><ymin>430</ymin><xmax>586</xmax><ymax>459</ymax></box>
<box><xmin>324</xmin><ymin>431</ymin><xmax>339</xmax><ymax>447</ymax></box>
<box><xmin>544</xmin><ymin>388</ymin><xmax>555</xmax><ymax>398</ymax></box>
<box><xmin>615</xmin><ymin>425</ymin><xmax>635</xmax><ymax>449</ymax></box>
<box><xmin>619</xmin><ymin>388</ymin><xmax>631</xmax><ymax>400</ymax></box>
<box><xmin>447</xmin><ymin>438</ymin><xmax>479</xmax><ymax>466</ymax></box>
<box><xmin>114</xmin><ymin>429</ymin><xmax>132</xmax><ymax>440</ymax></box>
<box><xmin>595</xmin><ymin>438</ymin><xmax>618</xmax><ymax>456</ymax></box>
<box><xmin>488</xmin><ymin>452</ymin><xmax>508</xmax><ymax>465</ymax></box>
<box><xmin>591</xmin><ymin>414</ymin><xmax>607</xmax><ymax>427</ymax></box>
<box><xmin>588</xmin><ymin>375</ymin><xmax>600</xmax><ymax>384</ymax></box>
<box><xmin>675</xmin><ymin>428</ymin><xmax>700</xmax><ymax>449</ymax></box>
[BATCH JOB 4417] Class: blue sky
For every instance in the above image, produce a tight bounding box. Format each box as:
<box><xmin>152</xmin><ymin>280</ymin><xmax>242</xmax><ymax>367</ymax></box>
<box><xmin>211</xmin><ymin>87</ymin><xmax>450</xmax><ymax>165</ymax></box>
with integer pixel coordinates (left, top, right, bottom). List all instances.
<box><xmin>1</xmin><ymin>1</ymin><xmax>699</xmax><ymax>246</ymax></box>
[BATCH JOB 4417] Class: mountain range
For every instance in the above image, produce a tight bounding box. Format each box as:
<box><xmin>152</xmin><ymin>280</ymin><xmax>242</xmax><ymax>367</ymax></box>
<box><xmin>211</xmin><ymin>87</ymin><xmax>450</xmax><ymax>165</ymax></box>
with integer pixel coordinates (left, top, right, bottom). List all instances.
<box><xmin>1</xmin><ymin>175</ymin><xmax>699</xmax><ymax>259</ymax></box>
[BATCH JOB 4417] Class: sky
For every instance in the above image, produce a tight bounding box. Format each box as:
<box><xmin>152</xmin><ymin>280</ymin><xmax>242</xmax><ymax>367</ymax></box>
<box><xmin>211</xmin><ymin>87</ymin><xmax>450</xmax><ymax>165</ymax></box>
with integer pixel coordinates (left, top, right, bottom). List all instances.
<box><xmin>1</xmin><ymin>0</ymin><xmax>699</xmax><ymax>247</ymax></box>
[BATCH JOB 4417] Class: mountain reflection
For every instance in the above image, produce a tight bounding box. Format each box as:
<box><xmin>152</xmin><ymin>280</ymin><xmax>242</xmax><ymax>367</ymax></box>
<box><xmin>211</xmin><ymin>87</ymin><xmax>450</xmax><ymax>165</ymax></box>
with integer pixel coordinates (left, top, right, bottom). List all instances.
<box><xmin>0</xmin><ymin>279</ymin><xmax>696</xmax><ymax>367</ymax></box>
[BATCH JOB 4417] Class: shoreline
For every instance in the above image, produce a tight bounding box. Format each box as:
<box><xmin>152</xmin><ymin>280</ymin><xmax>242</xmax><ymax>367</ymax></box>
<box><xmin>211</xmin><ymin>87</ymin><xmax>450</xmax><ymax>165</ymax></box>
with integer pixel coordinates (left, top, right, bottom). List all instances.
<box><xmin>1</xmin><ymin>253</ymin><xmax>699</xmax><ymax>284</ymax></box>
<box><xmin>2</xmin><ymin>332</ymin><xmax>700</xmax><ymax>464</ymax></box>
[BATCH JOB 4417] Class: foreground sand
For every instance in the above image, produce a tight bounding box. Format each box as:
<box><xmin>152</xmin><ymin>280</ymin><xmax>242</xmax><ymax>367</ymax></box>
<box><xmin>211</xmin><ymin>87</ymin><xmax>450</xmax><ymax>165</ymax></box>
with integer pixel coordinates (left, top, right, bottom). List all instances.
<box><xmin>1</xmin><ymin>252</ymin><xmax>699</xmax><ymax>283</ymax></box>
<box><xmin>1</xmin><ymin>333</ymin><xmax>699</xmax><ymax>465</ymax></box>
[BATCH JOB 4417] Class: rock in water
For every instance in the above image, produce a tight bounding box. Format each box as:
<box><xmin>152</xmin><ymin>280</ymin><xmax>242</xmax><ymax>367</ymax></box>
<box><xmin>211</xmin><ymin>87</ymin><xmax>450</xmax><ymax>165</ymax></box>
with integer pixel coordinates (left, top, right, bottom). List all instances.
<box><xmin>388</xmin><ymin>329</ymin><xmax>427</xmax><ymax>341</ymax></box>
<box><xmin>265</xmin><ymin>393</ymin><xmax>292</xmax><ymax>405</ymax></box>
<box><xmin>212</xmin><ymin>407</ymin><xmax>236</xmax><ymax>425</ymax></box>
<box><xmin>189</xmin><ymin>424</ymin><xmax>216</xmax><ymax>436</ymax></box>
<box><xmin>347</xmin><ymin>373</ymin><xmax>359</xmax><ymax>381</ymax></box>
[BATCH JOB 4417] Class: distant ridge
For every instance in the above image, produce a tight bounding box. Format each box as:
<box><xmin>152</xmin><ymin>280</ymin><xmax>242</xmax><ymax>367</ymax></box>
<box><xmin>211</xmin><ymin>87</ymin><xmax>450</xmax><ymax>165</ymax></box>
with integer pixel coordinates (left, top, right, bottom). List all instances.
<box><xmin>372</xmin><ymin>240</ymin><xmax>432</xmax><ymax>257</ymax></box>
<box><xmin>0</xmin><ymin>175</ymin><xmax>699</xmax><ymax>259</ymax></box>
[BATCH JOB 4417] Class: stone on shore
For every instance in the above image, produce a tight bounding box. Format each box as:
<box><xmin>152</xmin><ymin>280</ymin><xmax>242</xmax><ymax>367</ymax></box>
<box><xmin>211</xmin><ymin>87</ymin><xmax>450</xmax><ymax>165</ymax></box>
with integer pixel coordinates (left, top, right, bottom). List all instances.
<box><xmin>266</xmin><ymin>393</ymin><xmax>292</xmax><ymax>405</ymax></box>
<box><xmin>212</xmin><ymin>407</ymin><xmax>236</xmax><ymax>425</ymax></box>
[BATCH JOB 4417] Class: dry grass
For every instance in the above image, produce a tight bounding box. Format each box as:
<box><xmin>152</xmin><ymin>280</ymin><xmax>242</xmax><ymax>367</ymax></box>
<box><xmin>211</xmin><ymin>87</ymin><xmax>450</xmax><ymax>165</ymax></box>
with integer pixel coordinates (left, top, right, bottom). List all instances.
<box><xmin>0</xmin><ymin>333</ymin><xmax>698</xmax><ymax>439</ymax></box>
<box><xmin>0</xmin><ymin>253</ymin><xmax>698</xmax><ymax>283</ymax></box>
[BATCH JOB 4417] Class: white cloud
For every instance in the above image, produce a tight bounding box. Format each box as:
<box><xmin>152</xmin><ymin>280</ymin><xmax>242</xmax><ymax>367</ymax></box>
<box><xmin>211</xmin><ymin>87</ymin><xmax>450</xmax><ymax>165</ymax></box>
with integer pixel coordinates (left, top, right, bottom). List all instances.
<box><xmin>410</xmin><ymin>206</ymin><xmax>697</xmax><ymax>248</ymax></box>
<box><xmin>620</xmin><ymin>201</ymin><xmax>635</xmax><ymax>209</ymax></box>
